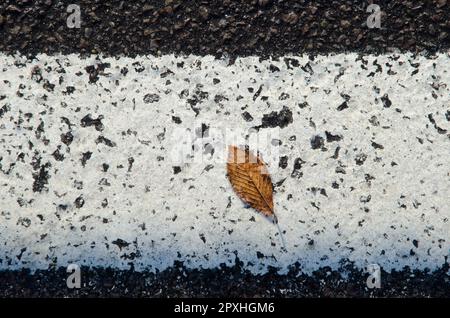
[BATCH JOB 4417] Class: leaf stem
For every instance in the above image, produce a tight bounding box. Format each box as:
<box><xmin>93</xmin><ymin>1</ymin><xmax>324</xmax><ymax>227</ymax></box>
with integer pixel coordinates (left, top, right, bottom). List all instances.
<box><xmin>274</xmin><ymin>217</ymin><xmax>287</xmax><ymax>252</ymax></box>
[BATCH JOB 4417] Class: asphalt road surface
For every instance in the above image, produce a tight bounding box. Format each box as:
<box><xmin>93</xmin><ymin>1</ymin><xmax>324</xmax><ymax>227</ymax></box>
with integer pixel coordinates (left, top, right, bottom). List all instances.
<box><xmin>0</xmin><ymin>0</ymin><xmax>449</xmax><ymax>297</ymax></box>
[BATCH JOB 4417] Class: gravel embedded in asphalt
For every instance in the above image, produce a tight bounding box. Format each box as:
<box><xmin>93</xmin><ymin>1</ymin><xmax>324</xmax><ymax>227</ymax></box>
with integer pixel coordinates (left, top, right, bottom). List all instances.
<box><xmin>0</xmin><ymin>0</ymin><xmax>449</xmax><ymax>58</ymax></box>
<box><xmin>0</xmin><ymin>262</ymin><xmax>449</xmax><ymax>297</ymax></box>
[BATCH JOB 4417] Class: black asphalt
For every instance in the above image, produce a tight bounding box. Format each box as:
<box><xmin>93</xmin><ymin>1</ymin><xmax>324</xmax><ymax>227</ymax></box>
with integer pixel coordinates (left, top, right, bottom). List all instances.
<box><xmin>0</xmin><ymin>0</ymin><xmax>449</xmax><ymax>58</ymax></box>
<box><xmin>1</xmin><ymin>262</ymin><xmax>449</xmax><ymax>297</ymax></box>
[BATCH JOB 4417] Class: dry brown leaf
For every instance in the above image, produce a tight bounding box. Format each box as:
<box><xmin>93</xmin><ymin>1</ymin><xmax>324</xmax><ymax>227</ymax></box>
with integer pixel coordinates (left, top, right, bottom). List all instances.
<box><xmin>226</xmin><ymin>145</ymin><xmax>275</xmax><ymax>221</ymax></box>
<box><xmin>227</xmin><ymin>145</ymin><xmax>287</xmax><ymax>250</ymax></box>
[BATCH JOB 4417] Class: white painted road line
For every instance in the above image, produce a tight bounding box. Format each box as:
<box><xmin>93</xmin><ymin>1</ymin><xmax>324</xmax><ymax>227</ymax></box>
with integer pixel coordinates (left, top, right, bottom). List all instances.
<box><xmin>0</xmin><ymin>53</ymin><xmax>449</xmax><ymax>274</ymax></box>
